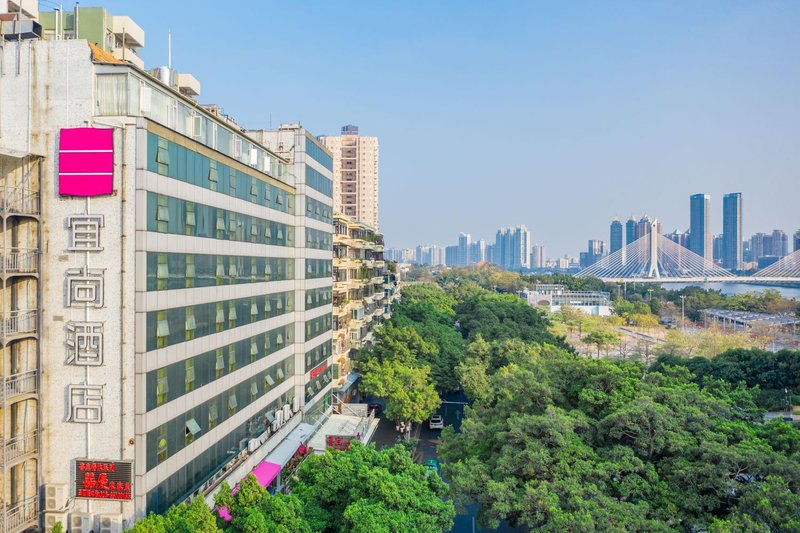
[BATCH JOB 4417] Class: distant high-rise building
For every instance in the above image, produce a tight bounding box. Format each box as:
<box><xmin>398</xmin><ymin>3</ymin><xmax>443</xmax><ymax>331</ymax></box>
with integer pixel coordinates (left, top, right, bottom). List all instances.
<box><xmin>771</xmin><ymin>230</ymin><xmax>788</xmax><ymax>257</ymax></box>
<box><xmin>444</xmin><ymin>245</ymin><xmax>459</xmax><ymax>267</ymax></box>
<box><xmin>794</xmin><ymin>230</ymin><xmax>800</xmax><ymax>253</ymax></box>
<box><xmin>689</xmin><ymin>193</ymin><xmax>712</xmax><ymax>261</ymax></box>
<box><xmin>625</xmin><ymin>216</ymin><xmax>637</xmax><ymax>245</ymax></box>
<box><xmin>666</xmin><ymin>229</ymin><xmax>690</xmax><ymax>248</ymax></box>
<box><xmin>722</xmin><ymin>192</ymin><xmax>742</xmax><ymax>270</ymax></box>
<box><xmin>470</xmin><ymin>239</ymin><xmax>487</xmax><ymax>264</ymax></box>
<box><xmin>610</xmin><ymin>219</ymin><xmax>623</xmax><ymax>253</ymax></box>
<box><xmin>713</xmin><ymin>235</ymin><xmax>724</xmax><ymax>264</ymax></box>
<box><xmin>750</xmin><ymin>233</ymin><xmax>769</xmax><ymax>263</ymax></box>
<box><xmin>531</xmin><ymin>244</ymin><xmax>546</xmax><ymax>269</ymax></box>
<box><xmin>320</xmin><ymin>125</ymin><xmax>380</xmax><ymax>229</ymax></box>
<box><xmin>494</xmin><ymin>225</ymin><xmax>531</xmax><ymax>270</ymax></box>
<box><xmin>431</xmin><ymin>245</ymin><xmax>445</xmax><ymax>266</ymax></box>
<box><xmin>485</xmin><ymin>244</ymin><xmax>495</xmax><ymax>264</ymax></box>
<box><xmin>457</xmin><ymin>233</ymin><xmax>472</xmax><ymax>266</ymax></box>
<box><xmin>583</xmin><ymin>239</ymin><xmax>605</xmax><ymax>267</ymax></box>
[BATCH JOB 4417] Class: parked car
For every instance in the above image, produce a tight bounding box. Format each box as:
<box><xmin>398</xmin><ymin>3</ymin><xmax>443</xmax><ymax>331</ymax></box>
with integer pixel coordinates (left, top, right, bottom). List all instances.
<box><xmin>424</xmin><ymin>459</ymin><xmax>441</xmax><ymax>475</ymax></box>
<box><xmin>428</xmin><ymin>414</ymin><xmax>444</xmax><ymax>429</ymax></box>
<box><xmin>367</xmin><ymin>403</ymin><xmax>382</xmax><ymax>416</ymax></box>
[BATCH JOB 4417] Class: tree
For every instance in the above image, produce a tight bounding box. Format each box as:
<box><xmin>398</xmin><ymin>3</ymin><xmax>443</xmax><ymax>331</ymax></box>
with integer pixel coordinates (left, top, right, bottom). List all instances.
<box><xmin>440</xmin><ymin>343</ymin><xmax>800</xmax><ymax>531</ymax></box>
<box><xmin>584</xmin><ymin>329</ymin><xmax>621</xmax><ymax>358</ymax></box>
<box><xmin>359</xmin><ymin>359</ymin><xmax>441</xmax><ymax>424</ymax></box>
<box><xmin>291</xmin><ymin>443</ymin><xmax>455</xmax><ymax>533</ymax></box>
<box><xmin>131</xmin><ymin>497</ymin><xmax>221</xmax><ymax>533</ymax></box>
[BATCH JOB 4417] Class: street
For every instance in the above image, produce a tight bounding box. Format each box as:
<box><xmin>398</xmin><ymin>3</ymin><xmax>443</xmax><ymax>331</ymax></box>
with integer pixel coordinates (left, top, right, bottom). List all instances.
<box><xmin>369</xmin><ymin>392</ymin><xmax>522</xmax><ymax>533</ymax></box>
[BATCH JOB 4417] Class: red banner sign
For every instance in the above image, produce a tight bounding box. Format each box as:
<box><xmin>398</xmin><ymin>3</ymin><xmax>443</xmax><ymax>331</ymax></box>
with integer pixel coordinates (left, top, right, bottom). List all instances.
<box><xmin>74</xmin><ymin>460</ymin><xmax>133</xmax><ymax>501</ymax></box>
<box><xmin>310</xmin><ymin>362</ymin><xmax>328</xmax><ymax>380</ymax></box>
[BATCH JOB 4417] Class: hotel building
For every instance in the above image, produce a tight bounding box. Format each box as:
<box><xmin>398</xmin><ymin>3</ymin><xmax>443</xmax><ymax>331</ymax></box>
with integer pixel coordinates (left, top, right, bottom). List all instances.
<box><xmin>0</xmin><ymin>22</ymin><xmax>332</xmax><ymax>533</ymax></box>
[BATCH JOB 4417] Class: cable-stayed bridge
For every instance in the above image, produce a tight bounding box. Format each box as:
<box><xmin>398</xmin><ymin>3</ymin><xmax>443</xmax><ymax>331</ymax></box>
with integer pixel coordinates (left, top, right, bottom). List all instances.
<box><xmin>576</xmin><ymin>222</ymin><xmax>800</xmax><ymax>284</ymax></box>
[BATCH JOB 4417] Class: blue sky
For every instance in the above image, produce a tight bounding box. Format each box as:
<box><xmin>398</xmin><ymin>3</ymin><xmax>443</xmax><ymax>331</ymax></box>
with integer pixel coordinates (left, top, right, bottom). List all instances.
<box><xmin>97</xmin><ymin>1</ymin><xmax>799</xmax><ymax>256</ymax></box>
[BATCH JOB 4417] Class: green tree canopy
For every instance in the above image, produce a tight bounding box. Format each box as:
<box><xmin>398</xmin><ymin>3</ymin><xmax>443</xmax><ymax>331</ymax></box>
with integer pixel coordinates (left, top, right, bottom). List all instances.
<box><xmin>291</xmin><ymin>443</ymin><xmax>455</xmax><ymax>533</ymax></box>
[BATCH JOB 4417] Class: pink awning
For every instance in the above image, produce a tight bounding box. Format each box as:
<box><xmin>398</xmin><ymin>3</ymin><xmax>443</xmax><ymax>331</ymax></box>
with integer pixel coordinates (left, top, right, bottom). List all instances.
<box><xmin>217</xmin><ymin>461</ymin><xmax>282</xmax><ymax>521</ymax></box>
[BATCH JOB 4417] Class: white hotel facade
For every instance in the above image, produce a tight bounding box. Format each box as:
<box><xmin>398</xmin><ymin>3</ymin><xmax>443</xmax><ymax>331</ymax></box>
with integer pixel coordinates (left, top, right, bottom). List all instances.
<box><xmin>0</xmin><ymin>37</ymin><xmax>333</xmax><ymax>531</ymax></box>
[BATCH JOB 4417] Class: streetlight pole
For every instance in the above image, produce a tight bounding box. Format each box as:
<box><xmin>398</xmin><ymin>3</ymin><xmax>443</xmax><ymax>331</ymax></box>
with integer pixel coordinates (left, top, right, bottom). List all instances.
<box><xmin>680</xmin><ymin>295</ymin><xmax>686</xmax><ymax>331</ymax></box>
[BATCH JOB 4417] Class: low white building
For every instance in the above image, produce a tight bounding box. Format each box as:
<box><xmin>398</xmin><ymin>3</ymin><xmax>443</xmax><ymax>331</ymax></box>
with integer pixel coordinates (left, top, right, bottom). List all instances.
<box><xmin>521</xmin><ymin>285</ymin><xmax>612</xmax><ymax>316</ymax></box>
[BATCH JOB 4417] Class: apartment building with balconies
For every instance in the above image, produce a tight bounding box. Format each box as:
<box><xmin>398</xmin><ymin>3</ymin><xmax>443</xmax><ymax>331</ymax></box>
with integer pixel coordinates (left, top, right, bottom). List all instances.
<box><xmin>331</xmin><ymin>213</ymin><xmax>394</xmax><ymax>400</ymax></box>
<box><xmin>0</xmin><ymin>28</ymin><xmax>331</xmax><ymax>532</ymax></box>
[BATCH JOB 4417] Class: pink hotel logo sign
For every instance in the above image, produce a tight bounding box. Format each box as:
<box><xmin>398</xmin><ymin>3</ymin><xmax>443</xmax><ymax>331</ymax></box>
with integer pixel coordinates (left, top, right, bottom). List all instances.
<box><xmin>58</xmin><ymin>128</ymin><xmax>114</xmax><ymax>196</ymax></box>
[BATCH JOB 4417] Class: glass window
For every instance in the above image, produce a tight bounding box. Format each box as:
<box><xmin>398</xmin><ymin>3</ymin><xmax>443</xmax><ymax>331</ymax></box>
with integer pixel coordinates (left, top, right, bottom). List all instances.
<box><xmin>156</xmin><ymin>368</ymin><xmax>169</xmax><ymax>406</ymax></box>
<box><xmin>185</xmin><ymin>359</ymin><xmax>195</xmax><ymax>393</ymax></box>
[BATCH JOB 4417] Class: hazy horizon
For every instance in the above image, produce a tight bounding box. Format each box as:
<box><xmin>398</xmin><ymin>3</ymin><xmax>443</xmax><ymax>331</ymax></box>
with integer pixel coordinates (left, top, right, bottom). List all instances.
<box><xmin>95</xmin><ymin>0</ymin><xmax>800</xmax><ymax>256</ymax></box>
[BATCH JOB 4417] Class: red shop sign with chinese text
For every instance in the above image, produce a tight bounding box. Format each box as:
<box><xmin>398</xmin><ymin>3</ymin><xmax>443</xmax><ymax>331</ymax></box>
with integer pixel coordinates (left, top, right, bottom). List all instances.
<box><xmin>326</xmin><ymin>434</ymin><xmax>353</xmax><ymax>451</ymax></box>
<box><xmin>73</xmin><ymin>459</ymin><xmax>133</xmax><ymax>501</ymax></box>
<box><xmin>310</xmin><ymin>362</ymin><xmax>328</xmax><ymax>380</ymax></box>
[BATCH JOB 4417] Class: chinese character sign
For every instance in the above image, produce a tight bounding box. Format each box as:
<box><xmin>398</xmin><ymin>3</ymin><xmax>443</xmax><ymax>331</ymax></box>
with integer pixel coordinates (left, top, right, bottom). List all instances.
<box><xmin>74</xmin><ymin>460</ymin><xmax>132</xmax><ymax>500</ymax></box>
<box><xmin>325</xmin><ymin>434</ymin><xmax>353</xmax><ymax>451</ymax></box>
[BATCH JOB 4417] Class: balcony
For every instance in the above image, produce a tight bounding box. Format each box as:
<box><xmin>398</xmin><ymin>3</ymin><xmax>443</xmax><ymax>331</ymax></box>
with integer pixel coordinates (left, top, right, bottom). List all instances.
<box><xmin>3</xmin><ymin>370</ymin><xmax>37</xmax><ymax>399</ymax></box>
<box><xmin>5</xmin><ymin>496</ymin><xmax>38</xmax><ymax>533</ymax></box>
<box><xmin>0</xmin><ymin>186</ymin><xmax>39</xmax><ymax>216</ymax></box>
<box><xmin>1</xmin><ymin>430</ymin><xmax>37</xmax><ymax>467</ymax></box>
<box><xmin>1</xmin><ymin>250</ymin><xmax>38</xmax><ymax>276</ymax></box>
<box><xmin>1</xmin><ymin>310</ymin><xmax>37</xmax><ymax>341</ymax></box>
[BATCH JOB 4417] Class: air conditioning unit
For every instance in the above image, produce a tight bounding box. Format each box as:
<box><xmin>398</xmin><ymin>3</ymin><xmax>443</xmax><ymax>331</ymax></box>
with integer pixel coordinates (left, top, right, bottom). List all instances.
<box><xmin>70</xmin><ymin>512</ymin><xmax>95</xmax><ymax>533</ymax></box>
<box><xmin>248</xmin><ymin>439</ymin><xmax>259</xmax><ymax>453</ymax></box>
<box><xmin>99</xmin><ymin>514</ymin><xmax>123</xmax><ymax>533</ymax></box>
<box><xmin>43</xmin><ymin>512</ymin><xmax>68</xmax><ymax>531</ymax></box>
<box><xmin>44</xmin><ymin>483</ymin><xmax>69</xmax><ymax>511</ymax></box>
<box><xmin>292</xmin><ymin>396</ymin><xmax>300</xmax><ymax>413</ymax></box>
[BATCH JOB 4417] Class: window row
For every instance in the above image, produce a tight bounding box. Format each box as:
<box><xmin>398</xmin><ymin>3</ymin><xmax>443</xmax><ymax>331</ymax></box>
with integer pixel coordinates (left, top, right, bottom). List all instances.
<box><xmin>306</xmin><ymin>137</ymin><xmax>333</xmax><ymax>172</ymax></box>
<box><xmin>305</xmin><ymin>165</ymin><xmax>333</xmax><ymax>198</ymax></box>
<box><xmin>305</xmin><ymin>365</ymin><xmax>333</xmax><ymax>403</ymax></box>
<box><xmin>305</xmin><ymin>340</ymin><xmax>331</xmax><ymax>373</ymax></box>
<box><xmin>306</xmin><ymin>259</ymin><xmax>332</xmax><ymax>279</ymax></box>
<box><xmin>306</xmin><ymin>228</ymin><xmax>333</xmax><ymax>251</ymax></box>
<box><xmin>147</xmin><ymin>192</ymin><xmax>295</xmax><ymax>247</ymax></box>
<box><xmin>147</xmin><ymin>324</ymin><xmax>294</xmax><ymax>410</ymax></box>
<box><xmin>147</xmin><ymin>253</ymin><xmax>294</xmax><ymax>291</ymax></box>
<box><xmin>146</xmin><ymin>356</ymin><xmax>295</xmax><ymax>472</ymax></box>
<box><xmin>305</xmin><ymin>313</ymin><xmax>332</xmax><ymax>342</ymax></box>
<box><xmin>305</xmin><ymin>287</ymin><xmax>332</xmax><ymax>311</ymax></box>
<box><xmin>148</xmin><ymin>132</ymin><xmax>295</xmax><ymax>215</ymax></box>
<box><xmin>305</xmin><ymin>196</ymin><xmax>333</xmax><ymax>224</ymax></box>
<box><xmin>146</xmin><ymin>291</ymin><xmax>294</xmax><ymax>351</ymax></box>
<box><xmin>146</xmin><ymin>389</ymin><xmax>294</xmax><ymax>514</ymax></box>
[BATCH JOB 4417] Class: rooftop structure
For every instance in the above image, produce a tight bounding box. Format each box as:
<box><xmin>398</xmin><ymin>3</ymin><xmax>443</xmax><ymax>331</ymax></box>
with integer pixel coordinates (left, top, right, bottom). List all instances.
<box><xmin>700</xmin><ymin>309</ymin><xmax>800</xmax><ymax>331</ymax></box>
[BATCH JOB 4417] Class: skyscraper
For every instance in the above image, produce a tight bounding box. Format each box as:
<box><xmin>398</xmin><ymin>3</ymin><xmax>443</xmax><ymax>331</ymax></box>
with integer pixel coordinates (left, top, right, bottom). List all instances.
<box><xmin>794</xmin><ymin>230</ymin><xmax>800</xmax><ymax>253</ymax></box>
<box><xmin>689</xmin><ymin>194</ymin><xmax>712</xmax><ymax>261</ymax></box>
<box><xmin>320</xmin><ymin>125</ymin><xmax>380</xmax><ymax>229</ymax></box>
<box><xmin>610</xmin><ymin>219</ymin><xmax>623</xmax><ymax>253</ymax></box>
<box><xmin>457</xmin><ymin>233</ymin><xmax>472</xmax><ymax>266</ymax></box>
<box><xmin>494</xmin><ymin>226</ymin><xmax>531</xmax><ymax>270</ymax></box>
<box><xmin>582</xmin><ymin>240</ymin><xmax>606</xmax><ymax>267</ymax></box>
<box><xmin>625</xmin><ymin>216</ymin><xmax>637</xmax><ymax>245</ymax></box>
<box><xmin>771</xmin><ymin>229</ymin><xmax>788</xmax><ymax>257</ymax></box>
<box><xmin>531</xmin><ymin>244</ymin><xmax>546</xmax><ymax>269</ymax></box>
<box><xmin>722</xmin><ymin>192</ymin><xmax>742</xmax><ymax>270</ymax></box>
<box><xmin>470</xmin><ymin>239</ymin><xmax>487</xmax><ymax>264</ymax></box>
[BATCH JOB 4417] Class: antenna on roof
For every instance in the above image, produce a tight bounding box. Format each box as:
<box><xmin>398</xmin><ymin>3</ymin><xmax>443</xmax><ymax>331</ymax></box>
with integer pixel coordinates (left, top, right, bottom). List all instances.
<box><xmin>168</xmin><ymin>29</ymin><xmax>172</xmax><ymax>69</ymax></box>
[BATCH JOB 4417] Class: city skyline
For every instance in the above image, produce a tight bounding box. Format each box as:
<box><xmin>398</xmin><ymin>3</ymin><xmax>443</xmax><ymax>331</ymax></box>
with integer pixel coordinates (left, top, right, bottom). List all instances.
<box><xmin>399</xmin><ymin>189</ymin><xmax>799</xmax><ymax>266</ymax></box>
<box><xmin>77</xmin><ymin>1</ymin><xmax>800</xmax><ymax>256</ymax></box>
